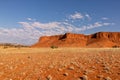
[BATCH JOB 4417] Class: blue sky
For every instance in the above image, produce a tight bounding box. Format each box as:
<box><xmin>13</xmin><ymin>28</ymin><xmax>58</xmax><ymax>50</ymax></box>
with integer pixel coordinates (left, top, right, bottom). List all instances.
<box><xmin>0</xmin><ymin>0</ymin><xmax>120</xmax><ymax>45</ymax></box>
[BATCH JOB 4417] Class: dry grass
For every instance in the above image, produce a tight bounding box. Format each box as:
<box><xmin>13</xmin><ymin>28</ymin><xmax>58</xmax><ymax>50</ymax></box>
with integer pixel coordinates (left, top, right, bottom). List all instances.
<box><xmin>0</xmin><ymin>47</ymin><xmax>120</xmax><ymax>54</ymax></box>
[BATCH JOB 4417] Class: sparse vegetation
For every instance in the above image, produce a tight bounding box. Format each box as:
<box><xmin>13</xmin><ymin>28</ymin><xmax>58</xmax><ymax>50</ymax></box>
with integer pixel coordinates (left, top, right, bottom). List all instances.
<box><xmin>112</xmin><ymin>45</ymin><xmax>120</xmax><ymax>48</ymax></box>
<box><xmin>3</xmin><ymin>46</ymin><xmax>8</xmax><ymax>49</ymax></box>
<box><xmin>0</xmin><ymin>43</ymin><xmax>29</xmax><ymax>49</ymax></box>
<box><xmin>50</xmin><ymin>45</ymin><xmax>58</xmax><ymax>49</ymax></box>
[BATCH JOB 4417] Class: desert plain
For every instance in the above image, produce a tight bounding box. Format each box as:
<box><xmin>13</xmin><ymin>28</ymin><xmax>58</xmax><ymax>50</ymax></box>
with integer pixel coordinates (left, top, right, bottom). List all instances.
<box><xmin>0</xmin><ymin>47</ymin><xmax>120</xmax><ymax>80</ymax></box>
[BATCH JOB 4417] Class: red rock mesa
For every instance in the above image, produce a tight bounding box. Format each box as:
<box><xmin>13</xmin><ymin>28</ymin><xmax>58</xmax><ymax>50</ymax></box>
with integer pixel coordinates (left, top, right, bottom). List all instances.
<box><xmin>31</xmin><ymin>32</ymin><xmax>120</xmax><ymax>48</ymax></box>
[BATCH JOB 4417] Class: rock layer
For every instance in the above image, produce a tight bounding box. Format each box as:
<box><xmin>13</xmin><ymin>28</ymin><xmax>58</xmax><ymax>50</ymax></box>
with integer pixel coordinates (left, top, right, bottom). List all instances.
<box><xmin>31</xmin><ymin>32</ymin><xmax>120</xmax><ymax>48</ymax></box>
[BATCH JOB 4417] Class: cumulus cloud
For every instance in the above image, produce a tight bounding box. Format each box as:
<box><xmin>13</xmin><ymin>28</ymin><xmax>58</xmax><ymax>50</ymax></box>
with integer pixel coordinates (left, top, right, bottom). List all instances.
<box><xmin>0</xmin><ymin>12</ymin><xmax>113</xmax><ymax>45</ymax></box>
<box><xmin>31</xmin><ymin>22</ymin><xmax>61</xmax><ymax>29</ymax></box>
<box><xmin>18</xmin><ymin>21</ymin><xmax>112</xmax><ymax>36</ymax></box>
<box><xmin>69</xmin><ymin>12</ymin><xmax>83</xmax><ymax>20</ymax></box>
<box><xmin>71</xmin><ymin>22</ymin><xmax>112</xmax><ymax>32</ymax></box>
<box><xmin>18</xmin><ymin>22</ymin><xmax>33</xmax><ymax>29</ymax></box>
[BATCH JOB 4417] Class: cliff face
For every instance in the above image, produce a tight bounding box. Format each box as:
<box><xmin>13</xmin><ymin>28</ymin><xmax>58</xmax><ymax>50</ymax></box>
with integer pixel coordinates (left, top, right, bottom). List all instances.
<box><xmin>31</xmin><ymin>32</ymin><xmax>120</xmax><ymax>48</ymax></box>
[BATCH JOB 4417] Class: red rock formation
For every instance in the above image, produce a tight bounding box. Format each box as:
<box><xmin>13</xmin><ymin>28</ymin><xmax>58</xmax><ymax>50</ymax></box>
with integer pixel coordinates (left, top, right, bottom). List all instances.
<box><xmin>31</xmin><ymin>32</ymin><xmax>120</xmax><ymax>48</ymax></box>
<box><xmin>87</xmin><ymin>32</ymin><xmax>120</xmax><ymax>47</ymax></box>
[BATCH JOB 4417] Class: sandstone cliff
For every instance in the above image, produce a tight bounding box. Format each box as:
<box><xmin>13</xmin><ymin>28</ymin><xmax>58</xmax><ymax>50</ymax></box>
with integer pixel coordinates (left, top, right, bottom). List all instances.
<box><xmin>31</xmin><ymin>32</ymin><xmax>120</xmax><ymax>48</ymax></box>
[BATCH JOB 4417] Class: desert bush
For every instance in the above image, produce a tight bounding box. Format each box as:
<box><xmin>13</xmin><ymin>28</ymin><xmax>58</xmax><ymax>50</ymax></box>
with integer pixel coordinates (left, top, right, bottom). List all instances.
<box><xmin>112</xmin><ymin>45</ymin><xmax>119</xmax><ymax>48</ymax></box>
<box><xmin>3</xmin><ymin>46</ymin><xmax>8</xmax><ymax>49</ymax></box>
<box><xmin>51</xmin><ymin>45</ymin><xmax>58</xmax><ymax>49</ymax></box>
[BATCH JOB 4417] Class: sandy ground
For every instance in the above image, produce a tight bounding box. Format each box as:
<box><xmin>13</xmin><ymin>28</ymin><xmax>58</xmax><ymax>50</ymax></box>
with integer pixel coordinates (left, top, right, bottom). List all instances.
<box><xmin>0</xmin><ymin>48</ymin><xmax>120</xmax><ymax>80</ymax></box>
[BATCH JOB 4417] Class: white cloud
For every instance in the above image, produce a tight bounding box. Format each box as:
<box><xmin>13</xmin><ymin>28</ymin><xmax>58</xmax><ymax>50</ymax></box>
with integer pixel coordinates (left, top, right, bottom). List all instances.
<box><xmin>0</xmin><ymin>13</ymin><xmax>113</xmax><ymax>45</ymax></box>
<box><xmin>69</xmin><ymin>12</ymin><xmax>83</xmax><ymax>20</ymax></box>
<box><xmin>0</xmin><ymin>21</ymin><xmax>112</xmax><ymax>45</ymax></box>
<box><xmin>69</xmin><ymin>12</ymin><xmax>92</xmax><ymax>21</ymax></box>
<box><xmin>101</xmin><ymin>17</ymin><xmax>109</xmax><ymax>20</ymax></box>
<box><xmin>85</xmin><ymin>14</ymin><xmax>91</xmax><ymax>20</ymax></box>
<box><xmin>73</xmin><ymin>22</ymin><xmax>112</xmax><ymax>32</ymax></box>
<box><xmin>27</xmin><ymin>18</ymin><xmax>32</xmax><ymax>20</ymax></box>
<box><xmin>86</xmin><ymin>22</ymin><xmax>109</xmax><ymax>30</ymax></box>
<box><xmin>31</xmin><ymin>22</ymin><xmax>61</xmax><ymax>29</ymax></box>
<box><xmin>18</xmin><ymin>22</ymin><xmax>34</xmax><ymax>29</ymax></box>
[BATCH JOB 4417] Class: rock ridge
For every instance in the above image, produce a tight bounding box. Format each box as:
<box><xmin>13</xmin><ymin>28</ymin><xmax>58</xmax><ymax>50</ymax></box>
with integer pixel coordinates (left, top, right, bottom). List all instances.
<box><xmin>31</xmin><ymin>32</ymin><xmax>120</xmax><ymax>48</ymax></box>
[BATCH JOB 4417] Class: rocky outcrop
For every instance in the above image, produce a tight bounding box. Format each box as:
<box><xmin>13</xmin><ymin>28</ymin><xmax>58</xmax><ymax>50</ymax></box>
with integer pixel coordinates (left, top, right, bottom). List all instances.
<box><xmin>31</xmin><ymin>32</ymin><xmax>120</xmax><ymax>48</ymax></box>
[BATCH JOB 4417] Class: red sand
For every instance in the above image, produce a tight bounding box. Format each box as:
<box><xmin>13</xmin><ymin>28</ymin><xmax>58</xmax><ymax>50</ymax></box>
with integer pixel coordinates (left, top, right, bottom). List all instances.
<box><xmin>0</xmin><ymin>48</ymin><xmax>120</xmax><ymax>80</ymax></box>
